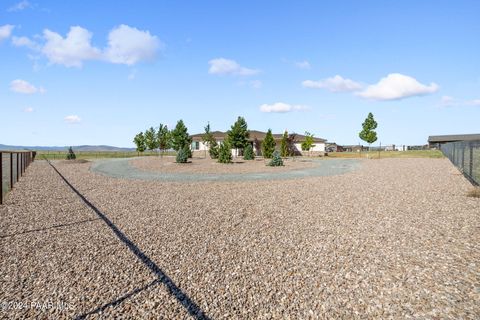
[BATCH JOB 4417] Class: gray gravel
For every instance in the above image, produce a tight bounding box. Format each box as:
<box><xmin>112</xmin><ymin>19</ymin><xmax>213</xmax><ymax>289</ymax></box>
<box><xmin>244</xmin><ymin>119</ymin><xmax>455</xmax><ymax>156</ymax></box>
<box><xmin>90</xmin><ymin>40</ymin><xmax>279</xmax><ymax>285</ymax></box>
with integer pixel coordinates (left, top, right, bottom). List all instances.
<box><xmin>1</xmin><ymin>157</ymin><xmax>479</xmax><ymax>319</ymax></box>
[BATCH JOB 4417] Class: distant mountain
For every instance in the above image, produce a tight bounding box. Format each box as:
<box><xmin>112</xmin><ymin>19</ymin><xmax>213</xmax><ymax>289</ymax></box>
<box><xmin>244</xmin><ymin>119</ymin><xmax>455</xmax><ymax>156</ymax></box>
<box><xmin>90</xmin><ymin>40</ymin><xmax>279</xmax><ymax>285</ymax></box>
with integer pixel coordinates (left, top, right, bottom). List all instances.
<box><xmin>0</xmin><ymin>144</ymin><xmax>135</xmax><ymax>152</ymax></box>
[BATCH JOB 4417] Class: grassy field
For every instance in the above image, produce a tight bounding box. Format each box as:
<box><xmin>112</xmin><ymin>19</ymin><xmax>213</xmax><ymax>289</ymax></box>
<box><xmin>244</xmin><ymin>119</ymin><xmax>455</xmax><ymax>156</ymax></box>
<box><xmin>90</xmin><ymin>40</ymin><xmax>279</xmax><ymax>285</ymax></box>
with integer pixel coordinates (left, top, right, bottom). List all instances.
<box><xmin>37</xmin><ymin>150</ymin><xmax>176</xmax><ymax>160</ymax></box>
<box><xmin>327</xmin><ymin>150</ymin><xmax>444</xmax><ymax>159</ymax></box>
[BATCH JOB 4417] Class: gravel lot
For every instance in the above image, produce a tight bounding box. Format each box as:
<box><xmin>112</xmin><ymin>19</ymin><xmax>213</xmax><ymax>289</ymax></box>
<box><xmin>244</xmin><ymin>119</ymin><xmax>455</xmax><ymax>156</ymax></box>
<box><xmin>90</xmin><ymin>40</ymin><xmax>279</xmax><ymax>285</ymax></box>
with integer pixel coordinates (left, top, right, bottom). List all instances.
<box><xmin>1</xmin><ymin>158</ymin><xmax>479</xmax><ymax>319</ymax></box>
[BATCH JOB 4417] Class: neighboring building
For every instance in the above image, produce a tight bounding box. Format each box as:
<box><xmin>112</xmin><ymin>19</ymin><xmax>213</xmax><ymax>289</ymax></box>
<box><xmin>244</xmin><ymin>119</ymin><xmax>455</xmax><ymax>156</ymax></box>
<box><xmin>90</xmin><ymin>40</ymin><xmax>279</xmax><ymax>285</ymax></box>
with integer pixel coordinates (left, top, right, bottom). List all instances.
<box><xmin>342</xmin><ymin>145</ymin><xmax>366</xmax><ymax>152</ymax></box>
<box><xmin>428</xmin><ymin>134</ymin><xmax>480</xmax><ymax>149</ymax></box>
<box><xmin>326</xmin><ymin>143</ymin><xmax>344</xmax><ymax>152</ymax></box>
<box><xmin>190</xmin><ymin>130</ymin><xmax>327</xmax><ymax>156</ymax></box>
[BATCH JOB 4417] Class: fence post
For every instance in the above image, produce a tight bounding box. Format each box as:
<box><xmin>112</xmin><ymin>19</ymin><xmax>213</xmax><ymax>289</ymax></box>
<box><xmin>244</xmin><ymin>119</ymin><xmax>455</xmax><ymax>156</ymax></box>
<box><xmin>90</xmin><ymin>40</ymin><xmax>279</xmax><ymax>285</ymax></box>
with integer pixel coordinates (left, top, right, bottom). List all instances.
<box><xmin>0</xmin><ymin>152</ymin><xmax>3</xmax><ymax>204</ymax></box>
<box><xmin>469</xmin><ymin>145</ymin><xmax>474</xmax><ymax>178</ymax></box>
<box><xmin>461</xmin><ymin>145</ymin><xmax>465</xmax><ymax>172</ymax></box>
<box><xmin>10</xmin><ymin>153</ymin><xmax>13</xmax><ymax>189</ymax></box>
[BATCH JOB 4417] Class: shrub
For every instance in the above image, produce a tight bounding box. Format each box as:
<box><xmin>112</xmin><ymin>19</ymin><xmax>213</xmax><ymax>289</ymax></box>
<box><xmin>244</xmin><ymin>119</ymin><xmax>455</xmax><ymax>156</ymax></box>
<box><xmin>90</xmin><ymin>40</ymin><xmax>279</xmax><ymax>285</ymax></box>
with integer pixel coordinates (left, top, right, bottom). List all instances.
<box><xmin>66</xmin><ymin>147</ymin><xmax>76</xmax><ymax>160</ymax></box>
<box><xmin>208</xmin><ymin>140</ymin><xmax>219</xmax><ymax>159</ymax></box>
<box><xmin>218</xmin><ymin>142</ymin><xmax>232</xmax><ymax>164</ymax></box>
<box><xmin>176</xmin><ymin>146</ymin><xmax>189</xmax><ymax>163</ymax></box>
<box><xmin>268</xmin><ymin>151</ymin><xmax>284</xmax><ymax>166</ymax></box>
<box><xmin>243</xmin><ymin>144</ymin><xmax>254</xmax><ymax>160</ymax></box>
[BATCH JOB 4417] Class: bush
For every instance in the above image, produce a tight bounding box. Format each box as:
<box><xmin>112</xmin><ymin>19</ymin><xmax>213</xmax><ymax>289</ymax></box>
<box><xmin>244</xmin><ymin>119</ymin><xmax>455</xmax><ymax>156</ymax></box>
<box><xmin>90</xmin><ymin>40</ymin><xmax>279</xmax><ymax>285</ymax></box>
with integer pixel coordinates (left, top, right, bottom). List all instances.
<box><xmin>268</xmin><ymin>151</ymin><xmax>284</xmax><ymax>166</ymax></box>
<box><xmin>66</xmin><ymin>147</ymin><xmax>76</xmax><ymax>160</ymax></box>
<box><xmin>176</xmin><ymin>146</ymin><xmax>189</xmax><ymax>163</ymax></box>
<box><xmin>209</xmin><ymin>141</ymin><xmax>219</xmax><ymax>159</ymax></box>
<box><xmin>218</xmin><ymin>142</ymin><xmax>232</xmax><ymax>164</ymax></box>
<box><xmin>243</xmin><ymin>144</ymin><xmax>254</xmax><ymax>160</ymax></box>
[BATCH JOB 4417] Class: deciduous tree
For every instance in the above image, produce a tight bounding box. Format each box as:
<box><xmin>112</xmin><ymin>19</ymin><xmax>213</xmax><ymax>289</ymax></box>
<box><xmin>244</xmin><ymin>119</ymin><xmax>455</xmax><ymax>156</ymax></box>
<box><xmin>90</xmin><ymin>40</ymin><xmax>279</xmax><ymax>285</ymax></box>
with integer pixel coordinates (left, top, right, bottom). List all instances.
<box><xmin>133</xmin><ymin>132</ymin><xmax>146</xmax><ymax>153</ymax></box>
<box><xmin>359</xmin><ymin>112</ymin><xmax>378</xmax><ymax>149</ymax></box>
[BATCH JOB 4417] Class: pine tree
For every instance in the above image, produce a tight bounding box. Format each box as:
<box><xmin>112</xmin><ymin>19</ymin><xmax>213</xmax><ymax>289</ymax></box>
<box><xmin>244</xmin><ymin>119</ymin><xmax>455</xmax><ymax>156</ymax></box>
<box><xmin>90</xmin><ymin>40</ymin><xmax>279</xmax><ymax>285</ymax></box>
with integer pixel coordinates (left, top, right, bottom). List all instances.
<box><xmin>261</xmin><ymin>129</ymin><xmax>276</xmax><ymax>158</ymax></box>
<box><xmin>218</xmin><ymin>141</ymin><xmax>233</xmax><ymax>163</ymax></box>
<box><xmin>133</xmin><ymin>132</ymin><xmax>146</xmax><ymax>152</ymax></box>
<box><xmin>243</xmin><ymin>144</ymin><xmax>254</xmax><ymax>160</ymax></box>
<box><xmin>280</xmin><ymin>130</ymin><xmax>289</xmax><ymax>157</ymax></box>
<box><xmin>209</xmin><ymin>140</ymin><xmax>219</xmax><ymax>159</ymax></box>
<box><xmin>268</xmin><ymin>151</ymin><xmax>284</xmax><ymax>166</ymax></box>
<box><xmin>145</xmin><ymin>127</ymin><xmax>158</xmax><ymax>151</ymax></box>
<box><xmin>170</xmin><ymin>120</ymin><xmax>192</xmax><ymax>152</ymax></box>
<box><xmin>176</xmin><ymin>145</ymin><xmax>189</xmax><ymax>163</ymax></box>
<box><xmin>227</xmin><ymin>116</ymin><xmax>249</xmax><ymax>157</ymax></box>
<box><xmin>203</xmin><ymin>122</ymin><xmax>218</xmax><ymax>158</ymax></box>
<box><xmin>359</xmin><ymin>112</ymin><xmax>378</xmax><ymax>148</ymax></box>
<box><xmin>157</xmin><ymin>124</ymin><xmax>170</xmax><ymax>154</ymax></box>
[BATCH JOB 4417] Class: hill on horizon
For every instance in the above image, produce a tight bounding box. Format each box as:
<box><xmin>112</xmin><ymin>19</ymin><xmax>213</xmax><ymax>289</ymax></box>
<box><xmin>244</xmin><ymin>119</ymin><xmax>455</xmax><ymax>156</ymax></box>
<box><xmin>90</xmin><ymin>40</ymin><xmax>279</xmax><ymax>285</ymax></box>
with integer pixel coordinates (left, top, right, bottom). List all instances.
<box><xmin>0</xmin><ymin>144</ymin><xmax>135</xmax><ymax>152</ymax></box>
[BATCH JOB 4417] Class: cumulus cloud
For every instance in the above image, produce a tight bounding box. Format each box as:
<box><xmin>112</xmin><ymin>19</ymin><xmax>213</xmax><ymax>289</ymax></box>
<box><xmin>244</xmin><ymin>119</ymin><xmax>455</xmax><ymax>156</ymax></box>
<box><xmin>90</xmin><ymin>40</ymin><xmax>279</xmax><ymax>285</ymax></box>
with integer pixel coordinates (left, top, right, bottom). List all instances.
<box><xmin>208</xmin><ymin>58</ymin><xmax>259</xmax><ymax>76</ymax></box>
<box><xmin>14</xmin><ymin>24</ymin><xmax>162</xmax><ymax>67</ymax></box>
<box><xmin>24</xmin><ymin>107</ymin><xmax>34</xmax><ymax>112</ymax></box>
<box><xmin>64</xmin><ymin>115</ymin><xmax>81</xmax><ymax>124</ymax></box>
<box><xmin>0</xmin><ymin>24</ymin><xmax>14</xmax><ymax>42</ymax></box>
<box><xmin>357</xmin><ymin>73</ymin><xmax>438</xmax><ymax>100</ymax></box>
<box><xmin>294</xmin><ymin>60</ymin><xmax>311</xmax><ymax>69</ymax></box>
<box><xmin>259</xmin><ymin>102</ymin><xmax>309</xmax><ymax>113</ymax></box>
<box><xmin>10</xmin><ymin>79</ymin><xmax>45</xmax><ymax>94</ymax></box>
<box><xmin>302</xmin><ymin>75</ymin><xmax>362</xmax><ymax>92</ymax></box>
<box><xmin>7</xmin><ymin>0</ymin><xmax>32</xmax><ymax>12</ymax></box>
<box><xmin>42</xmin><ymin>26</ymin><xmax>101</xmax><ymax>67</ymax></box>
<box><xmin>104</xmin><ymin>24</ymin><xmax>162</xmax><ymax>65</ymax></box>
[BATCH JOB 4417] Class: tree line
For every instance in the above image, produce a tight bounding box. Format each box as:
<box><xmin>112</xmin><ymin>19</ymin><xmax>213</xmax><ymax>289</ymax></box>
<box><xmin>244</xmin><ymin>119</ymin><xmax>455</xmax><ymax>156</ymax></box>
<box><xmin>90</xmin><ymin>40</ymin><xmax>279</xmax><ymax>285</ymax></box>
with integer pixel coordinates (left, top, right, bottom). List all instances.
<box><xmin>133</xmin><ymin>116</ymin><xmax>318</xmax><ymax>164</ymax></box>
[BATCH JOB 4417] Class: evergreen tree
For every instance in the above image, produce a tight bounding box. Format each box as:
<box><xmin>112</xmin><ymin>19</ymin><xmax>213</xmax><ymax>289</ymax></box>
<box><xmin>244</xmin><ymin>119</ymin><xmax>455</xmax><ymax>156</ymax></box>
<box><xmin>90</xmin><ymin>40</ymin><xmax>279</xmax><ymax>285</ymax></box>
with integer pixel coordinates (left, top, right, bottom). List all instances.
<box><xmin>261</xmin><ymin>129</ymin><xmax>276</xmax><ymax>158</ymax></box>
<box><xmin>157</xmin><ymin>124</ymin><xmax>170</xmax><ymax>154</ymax></box>
<box><xmin>243</xmin><ymin>144</ymin><xmax>254</xmax><ymax>160</ymax></box>
<box><xmin>133</xmin><ymin>132</ymin><xmax>146</xmax><ymax>152</ymax></box>
<box><xmin>176</xmin><ymin>145</ymin><xmax>189</xmax><ymax>163</ymax></box>
<box><xmin>218</xmin><ymin>141</ymin><xmax>233</xmax><ymax>163</ymax></box>
<box><xmin>268</xmin><ymin>151</ymin><xmax>284</xmax><ymax>166</ymax></box>
<box><xmin>227</xmin><ymin>116</ymin><xmax>249</xmax><ymax>157</ymax></box>
<box><xmin>145</xmin><ymin>127</ymin><xmax>158</xmax><ymax>151</ymax></box>
<box><xmin>280</xmin><ymin>130</ymin><xmax>289</xmax><ymax>157</ymax></box>
<box><xmin>66</xmin><ymin>147</ymin><xmax>76</xmax><ymax>160</ymax></box>
<box><xmin>359</xmin><ymin>112</ymin><xmax>378</xmax><ymax>148</ymax></box>
<box><xmin>170</xmin><ymin>120</ymin><xmax>192</xmax><ymax>152</ymax></box>
<box><xmin>209</xmin><ymin>141</ymin><xmax>219</xmax><ymax>159</ymax></box>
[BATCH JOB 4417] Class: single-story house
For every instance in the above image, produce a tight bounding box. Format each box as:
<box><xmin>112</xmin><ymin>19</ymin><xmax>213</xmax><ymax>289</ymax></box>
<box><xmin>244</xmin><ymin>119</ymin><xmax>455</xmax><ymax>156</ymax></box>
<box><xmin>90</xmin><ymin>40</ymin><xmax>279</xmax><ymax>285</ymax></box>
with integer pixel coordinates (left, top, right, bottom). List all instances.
<box><xmin>326</xmin><ymin>143</ymin><xmax>344</xmax><ymax>152</ymax></box>
<box><xmin>428</xmin><ymin>134</ymin><xmax>480</xmax><ymax>149</ymax></box>
<box><xmin>190</xmin><ymin>130</ymin><xmax>327</xmax><ymax>156</ymax></box>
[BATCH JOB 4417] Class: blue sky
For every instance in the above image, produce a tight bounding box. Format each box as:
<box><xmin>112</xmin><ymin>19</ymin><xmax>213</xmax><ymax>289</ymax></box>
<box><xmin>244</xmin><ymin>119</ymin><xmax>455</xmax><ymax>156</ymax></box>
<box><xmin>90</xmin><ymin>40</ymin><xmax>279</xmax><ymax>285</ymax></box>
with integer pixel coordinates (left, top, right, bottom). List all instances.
<box><xmin>1</xmin><ymin>0</ymin><xmax>479</xmax><ymax>147</ymax></box>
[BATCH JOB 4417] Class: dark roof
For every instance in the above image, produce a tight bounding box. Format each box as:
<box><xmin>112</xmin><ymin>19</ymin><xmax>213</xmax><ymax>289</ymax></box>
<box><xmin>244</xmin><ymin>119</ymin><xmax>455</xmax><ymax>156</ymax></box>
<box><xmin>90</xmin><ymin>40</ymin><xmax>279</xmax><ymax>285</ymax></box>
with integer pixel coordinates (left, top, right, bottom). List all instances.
<box><xmin>191</xmin><ymin>130</ymin><xmax>326</xmax><ymax>142</ymax></box>
<box><xmin>428</xmin><ymin>134</ymin><xmax>480</xmax><ymax>143</ymax></box>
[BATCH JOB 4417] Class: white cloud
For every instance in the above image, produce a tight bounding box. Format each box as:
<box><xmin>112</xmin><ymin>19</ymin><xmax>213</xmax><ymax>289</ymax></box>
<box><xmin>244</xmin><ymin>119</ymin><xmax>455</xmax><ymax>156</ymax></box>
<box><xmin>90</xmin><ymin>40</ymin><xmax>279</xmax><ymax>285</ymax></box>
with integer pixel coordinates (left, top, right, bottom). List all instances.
<box><xmin>24</xmin><ymin>107</ymin><xmax>34</xmax><ymax>112</ymax></box>
<box><xmin>259</xmin><ymin>102</ymin><xmax>309</xmax><ymax>113</ymax></box>
<box><xmin>440</xmin><ymin>95</ymin><xmax>455</xmax><ymax>107</ymax></box>
<box><xmin>208</xmin><ymin>58</ymin><xmax>259</xmax><ymax>76</ymax></box>
<box><xmin>10</xmin><ymin>79</ymin><xmax>45</xmax><ymax>94</ymax></box>
<box><xmin>294</xmin><ymin>60</ymin><xmax>311</xmax><ymax>69</ymax></box>
<box><xmin>250</xmin><ymin>80</ymin><xmax>262</xmax><ymax>89</ymax></box>
<box><xmin>104</xmin><ymin>24</ymin><xmax>162</xmax><ymax>65</ymax></box>
<box><xmin>469</xmin><ymin>99</ymin><xmax>480</xmax><ymax>106</ymax></box>
<box><xmin>357</xmin><ymin>73</ymin><xmax>438</xmax><ymax>100</ymax></box>
<box><xmin>42</xmin><ymin>26</ymin><xmax>101</xmax><ymax>67</ymax></box>
<box><xmin>0</xmin><ymin>24</ymin><xmax>14</xmax><ymax>42</ymax></box>
<box><xmin>7</xmin><ymin>0</ymin><xmax>32</xmax><ymax>12</ymax></box>
<box><xmin>302</xmin><ymin>75</ymin><xmax>362</xmax><ymax>92</ymax></box>
<box><xmin>12</xmin><ymin>36</ymin><xmax>39</xmax><ymax>49</ymax></box>
<box><xmin>64</xmin><ymin>115</ymin><xmax>81</xmax><ymax>124</ymax></box>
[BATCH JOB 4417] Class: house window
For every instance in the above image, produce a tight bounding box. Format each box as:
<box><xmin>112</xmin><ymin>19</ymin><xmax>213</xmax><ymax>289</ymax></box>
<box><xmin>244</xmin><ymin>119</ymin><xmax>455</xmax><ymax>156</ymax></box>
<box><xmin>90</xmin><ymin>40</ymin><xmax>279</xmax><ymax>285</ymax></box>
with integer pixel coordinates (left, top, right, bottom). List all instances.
<box><xmin>192</xmin><ymin>141</ymin><xmax>199</xmax><ymax>150</ymax></box>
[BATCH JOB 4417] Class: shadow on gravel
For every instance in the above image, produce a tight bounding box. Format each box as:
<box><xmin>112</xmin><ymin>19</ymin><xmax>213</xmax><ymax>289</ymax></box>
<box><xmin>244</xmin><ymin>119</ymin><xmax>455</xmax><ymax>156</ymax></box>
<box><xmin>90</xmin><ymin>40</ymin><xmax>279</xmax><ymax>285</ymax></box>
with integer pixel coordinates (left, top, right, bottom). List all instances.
<box><xmin>0</xmin><ymin>217</ymin><xmax>100</xmax><ymax>239</ymax></box>
<box><xmin>45</xmin><ymin>159</ymin><xmax>210</xmax><ymax>320</ymax></box>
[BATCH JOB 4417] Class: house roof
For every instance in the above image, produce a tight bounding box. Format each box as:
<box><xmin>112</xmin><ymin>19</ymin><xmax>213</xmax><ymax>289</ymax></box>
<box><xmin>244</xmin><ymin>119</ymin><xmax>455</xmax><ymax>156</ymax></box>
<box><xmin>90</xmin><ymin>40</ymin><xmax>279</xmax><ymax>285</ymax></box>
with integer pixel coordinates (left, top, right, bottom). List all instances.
<box><xmin>428</xmin><ymin>134</ymin><xmax>480</xmax><ymax>143</ymax></box>
<box><xmin>191</xmin><ymin>130</ymin><xmax>326</xmax><ymax>142</ymax></box>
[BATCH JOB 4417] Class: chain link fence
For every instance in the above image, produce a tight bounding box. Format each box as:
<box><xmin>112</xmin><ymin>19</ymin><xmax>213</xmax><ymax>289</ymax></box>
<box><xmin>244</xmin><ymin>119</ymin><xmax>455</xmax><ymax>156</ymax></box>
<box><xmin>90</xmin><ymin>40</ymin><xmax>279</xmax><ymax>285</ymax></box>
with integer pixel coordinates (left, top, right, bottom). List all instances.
<box><xmin>1</xmin><ymin>151</ymin><xmax>36</xmax><ymax>204</ymax></box>
<box><xmin>440</xmin><ymin>140</ymin><xmax>480</xmax><ymax>186</ymax></box>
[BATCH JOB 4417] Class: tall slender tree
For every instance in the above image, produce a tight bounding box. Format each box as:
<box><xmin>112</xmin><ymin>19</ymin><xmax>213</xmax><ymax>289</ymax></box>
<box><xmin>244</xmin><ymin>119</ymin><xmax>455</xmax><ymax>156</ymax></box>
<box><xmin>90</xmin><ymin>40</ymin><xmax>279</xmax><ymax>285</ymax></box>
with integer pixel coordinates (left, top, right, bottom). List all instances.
<box><xmin>359</xmin><ymin>112</ymin><xmax>378</xmax><ymax>150</ymax></box>
<box><xmin>227</xmin><ymin>116</ymin><xmax>249</xmax><ymax>157</ymax></box>
<box><xmin>301</xmin><ymin>131</ymin><xmax>316</xmax><ymax>156</ymax></box>
<box><xmin>145</xmin><ymin>127</ymin><xmax>158</xmax><ymax>151</ymax></box>
<box><xmin>202</xmin><ymin>122</ymin><xmax>215</xmax><ymax>158</ymax></box>
<box><xmin>262</xmin><ymin>129</ymin><xmax>276</xmax><ymax>158</ymax></box>
<box><xmin>280</xmin><ymin>130</ymin><xmax>289</xmax><ymax>157</ymax></box>
<box><xmin>133</xmin><ymin>132</ymin><xmax>146</xmax><ymax>153</ymax></box>
<box><xmin>157</xmin><ymin>124</ymin><xmax>170</xmax><ymax>154</ymax></box>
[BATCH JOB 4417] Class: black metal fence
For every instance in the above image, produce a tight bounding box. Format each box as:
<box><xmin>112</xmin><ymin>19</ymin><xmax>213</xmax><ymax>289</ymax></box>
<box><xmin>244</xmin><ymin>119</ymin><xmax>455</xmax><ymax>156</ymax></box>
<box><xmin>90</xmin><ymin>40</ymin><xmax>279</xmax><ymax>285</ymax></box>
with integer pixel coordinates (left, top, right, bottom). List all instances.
<box><xmin>440</xmin><ymin>140</ymin><xmax>480</xmax><ymax>186</ymax></box>
<box><xmin>1</xmin><ymin>151</ymin><xmax>36</xmax><ymax>204</ymax></box>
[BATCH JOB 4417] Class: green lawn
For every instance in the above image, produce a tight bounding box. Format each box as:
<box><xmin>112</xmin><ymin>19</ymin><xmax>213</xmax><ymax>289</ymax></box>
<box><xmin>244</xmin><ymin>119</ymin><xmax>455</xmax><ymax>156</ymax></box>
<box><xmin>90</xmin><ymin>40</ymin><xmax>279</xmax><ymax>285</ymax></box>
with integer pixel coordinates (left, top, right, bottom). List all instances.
<box><xmin>328</xmin><ymin>150</ymin><xmax>444</xmax><ymax>159</ymax></box>
<box><xmin>37</xmin><ymin>151</ymin><xmax>176</xmax><ymax>160</ymax></box>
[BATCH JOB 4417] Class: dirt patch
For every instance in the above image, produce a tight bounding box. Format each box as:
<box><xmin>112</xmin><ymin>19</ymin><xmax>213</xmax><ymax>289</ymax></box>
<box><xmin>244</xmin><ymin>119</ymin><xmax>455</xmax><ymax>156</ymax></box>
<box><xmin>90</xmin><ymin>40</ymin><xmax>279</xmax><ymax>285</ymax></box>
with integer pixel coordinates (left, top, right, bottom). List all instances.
<box><xmin>129</xmin><ymin>156</ymin><xmax>316</xmax><ymax>174</ymax></box>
